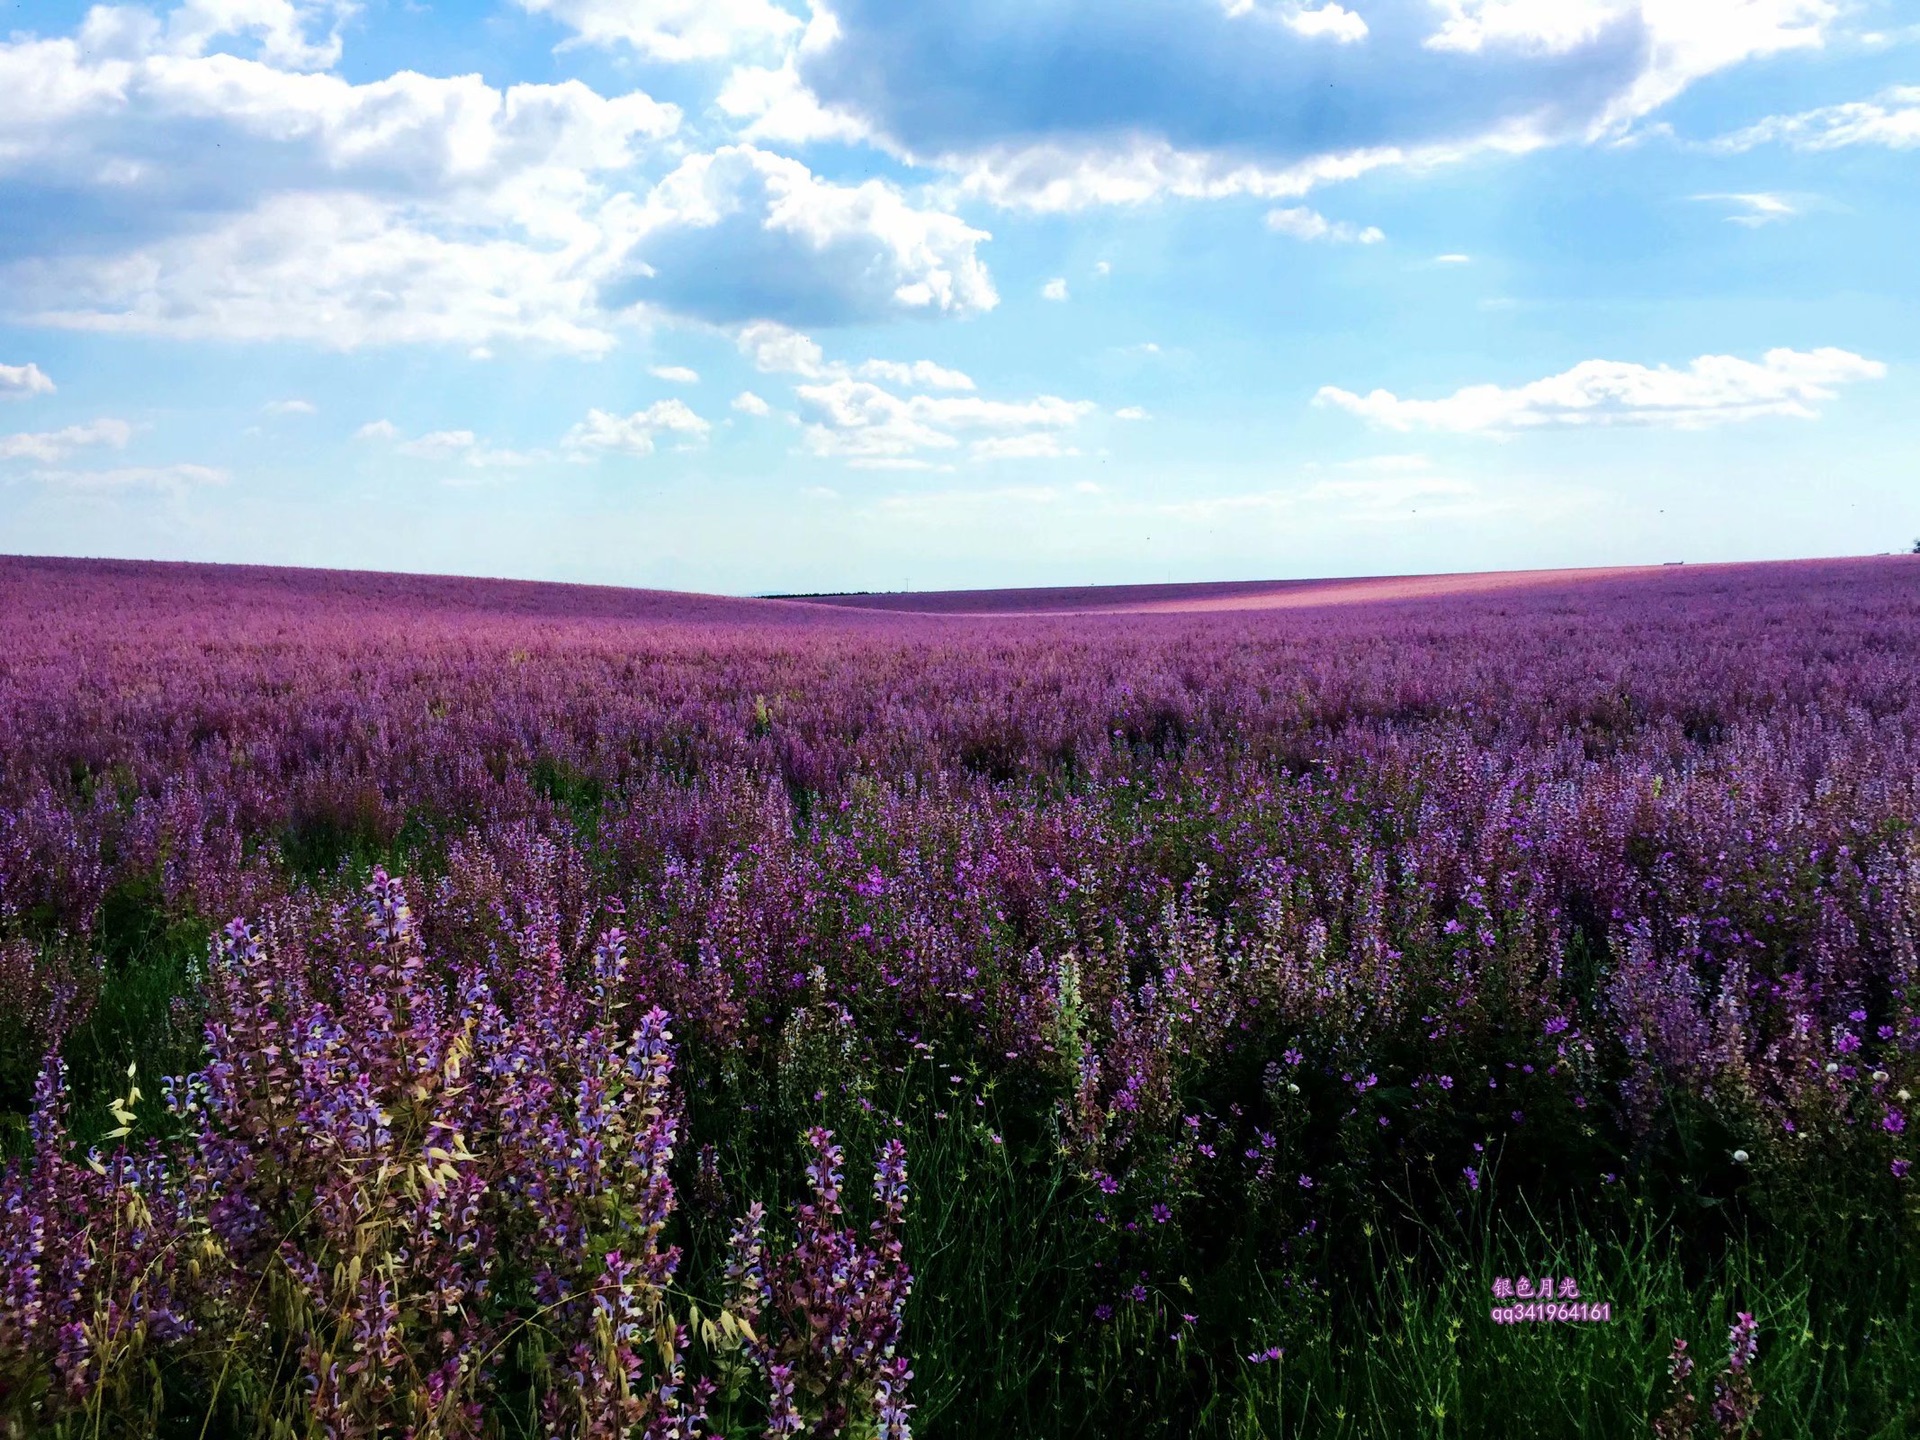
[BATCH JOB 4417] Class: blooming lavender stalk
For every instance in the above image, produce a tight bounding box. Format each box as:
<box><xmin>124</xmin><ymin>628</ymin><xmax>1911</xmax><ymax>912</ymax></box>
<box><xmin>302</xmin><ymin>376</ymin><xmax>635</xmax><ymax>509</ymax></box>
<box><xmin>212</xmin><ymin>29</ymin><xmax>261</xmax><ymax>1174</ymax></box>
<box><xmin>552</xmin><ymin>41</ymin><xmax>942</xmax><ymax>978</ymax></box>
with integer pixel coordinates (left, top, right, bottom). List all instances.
<box><xmin>1652</xmin><ymin>1337</ymin><xmax>1699</xmax><ymax>1440</ymax></box>
<box><xmin>725</xmin><ymin>1130</ymin><xmax>914</xmax><ymax>1438</ymax></box>
<box><xmin>1711</xmin><ymin>1312</ymin><xmax>1762</xmax><ymax>1438</ymax></box>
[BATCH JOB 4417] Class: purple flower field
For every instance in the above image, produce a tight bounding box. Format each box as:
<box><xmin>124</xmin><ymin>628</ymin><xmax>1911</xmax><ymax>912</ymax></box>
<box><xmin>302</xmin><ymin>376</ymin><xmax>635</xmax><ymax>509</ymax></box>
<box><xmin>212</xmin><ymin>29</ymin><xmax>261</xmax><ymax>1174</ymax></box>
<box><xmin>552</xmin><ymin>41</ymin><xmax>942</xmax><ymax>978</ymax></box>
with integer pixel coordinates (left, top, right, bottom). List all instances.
<box><xmin>4</xmin><ymin>552</ymin><xmax>1920</xmax><ymax>1438</ymax></box>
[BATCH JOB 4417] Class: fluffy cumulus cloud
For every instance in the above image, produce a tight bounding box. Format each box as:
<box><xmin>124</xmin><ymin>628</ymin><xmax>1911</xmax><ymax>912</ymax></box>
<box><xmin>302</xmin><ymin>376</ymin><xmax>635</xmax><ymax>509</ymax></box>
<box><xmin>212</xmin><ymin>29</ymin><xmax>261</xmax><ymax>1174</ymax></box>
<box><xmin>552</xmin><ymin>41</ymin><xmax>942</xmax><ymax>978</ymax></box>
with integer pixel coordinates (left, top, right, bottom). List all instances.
<box><xmin>0</xmin><ymin>31</ymin><xmax>680</xmax><ymax>225</ymax></box>
<box><xmin>0</xmin><ymin>13</ymin><xmax>680</xmax><ymax>352</ymax></box>
<box><xmin>1420</xmin><ymin>0</ymin><xmax>1833</xmax><ymax>123</ymax></box>
<box><xmin>1224</xmin><ymin>1</ymin><xmax>1370</xmax><ymax>44</ymax></box>
<box><xmin>564</xmin><ymin>400</ymin><xmax>711</xmax><ymax>456</ymax></box>
<box><xmin>1315</xmin><ymin>347</ymin><xmax>1886</xmax><ymax>432</ymax></box>
<box><xmin>738</xmin><ymin>320</ymin><xmax>828</xmax><ymax>377</ymax></box>
<box><xmin>855</xmin><ymin>359</ymin><xmax>975</xmax><ymax>391</ymax></box>
<box><xmin>0</xmin><ymin>362</ymin><xmax>55</xmax><ymax>398</ymax></box>
<box><xmin>796</xmin><ymin>377</ymin><xmax>1094</xmax><ymax>464</ymax></box>
<box><xmin>1715</xmin><ymin>86</ymin><xmax>1920</xmax><ymax>151</ymax></box>
<box><xmin>730</xmin><ymin>322</ymin><xmax>1090</xmax><ymax>465</ymax></box>
<box><xmin>13</xmin><ymin>193</ymin><xmax>625</xmax><ymax>353</ymax></box>
<box><xmin>736</xmin><ymin>321</ymin><xmax>974</xmax><ymax>390</ymax></box>
<box><xmin>0</xmin><ymin>5</ymin><xmax>1001</xmax><ymax>352</ymax></box>
<box><xmin>0</xmin><ymin>418</ymin><xmax>134</xmax><ymax>463</ymax></box>
<box><xmin>1266</xmin><ymin>206</ymin><xmax>1385</xmax><ymax>243</ymax></box>
<box><xmin>607</xmin><ymin>145</ymin><xmax>996</xmax><ymax>325</ymax></box>
<box><xmin>779</xmin><ymin>0</ymin><xmax>1839</xmax><ymax>211</ymax></box>
<box><xmin>717</xmin><ymin>11</ymin><xmax>875</xmax><ymax>150</ymax></box>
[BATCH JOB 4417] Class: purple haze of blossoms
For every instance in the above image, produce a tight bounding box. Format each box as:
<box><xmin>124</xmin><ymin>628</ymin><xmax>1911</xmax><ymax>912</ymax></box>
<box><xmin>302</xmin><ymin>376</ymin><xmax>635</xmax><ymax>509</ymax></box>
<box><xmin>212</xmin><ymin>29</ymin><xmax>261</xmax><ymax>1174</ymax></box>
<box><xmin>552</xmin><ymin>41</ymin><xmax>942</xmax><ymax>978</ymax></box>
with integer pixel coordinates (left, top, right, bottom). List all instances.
<box><xmin>4</xmin><ymin>552</ymin><xmax>1920</xmax><ymax>1429</ymax></box>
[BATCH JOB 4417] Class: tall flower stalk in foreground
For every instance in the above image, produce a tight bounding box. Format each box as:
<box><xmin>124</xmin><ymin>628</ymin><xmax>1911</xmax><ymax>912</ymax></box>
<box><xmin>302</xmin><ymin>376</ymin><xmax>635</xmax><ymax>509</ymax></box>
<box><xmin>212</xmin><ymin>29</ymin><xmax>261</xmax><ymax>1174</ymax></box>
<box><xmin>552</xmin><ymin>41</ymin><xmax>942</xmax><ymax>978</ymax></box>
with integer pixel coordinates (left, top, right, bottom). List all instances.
<box><xmin>1710</xmin><ymin>1312</ymin><xmax>1762</xmax><ymax>1439</ymax></box>
<box><xmin>727</xmin><ymin>1131</ymin><xmax>915</xmax><ymax>1438</ymax></box>
<box><xmin>4</xmin><ymin>871</ymin><xmax>913</xmax><ymax>1437</ymax></box>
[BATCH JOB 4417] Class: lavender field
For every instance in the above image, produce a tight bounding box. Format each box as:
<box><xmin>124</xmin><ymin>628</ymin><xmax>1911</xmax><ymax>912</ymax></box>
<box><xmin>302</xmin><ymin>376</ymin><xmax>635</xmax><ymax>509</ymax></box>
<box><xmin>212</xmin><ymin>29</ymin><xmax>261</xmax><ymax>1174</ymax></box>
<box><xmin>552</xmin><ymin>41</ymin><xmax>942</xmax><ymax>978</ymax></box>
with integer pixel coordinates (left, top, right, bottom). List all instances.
<box><xmin>4</xmin><ymin>553</ymin><xmax>1919</xmax><ymax>1438</ymax></box>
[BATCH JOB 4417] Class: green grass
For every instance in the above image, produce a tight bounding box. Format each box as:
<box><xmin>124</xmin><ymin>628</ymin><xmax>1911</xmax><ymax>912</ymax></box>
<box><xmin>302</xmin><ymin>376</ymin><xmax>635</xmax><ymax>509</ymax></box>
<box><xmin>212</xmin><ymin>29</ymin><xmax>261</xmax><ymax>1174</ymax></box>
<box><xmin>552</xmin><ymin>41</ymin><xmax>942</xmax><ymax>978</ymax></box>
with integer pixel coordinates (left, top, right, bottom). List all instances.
<box><xmin>673</xmin><ymin>1047</ymin><xmax>1920</xmax><ymax>1440</ymax></box>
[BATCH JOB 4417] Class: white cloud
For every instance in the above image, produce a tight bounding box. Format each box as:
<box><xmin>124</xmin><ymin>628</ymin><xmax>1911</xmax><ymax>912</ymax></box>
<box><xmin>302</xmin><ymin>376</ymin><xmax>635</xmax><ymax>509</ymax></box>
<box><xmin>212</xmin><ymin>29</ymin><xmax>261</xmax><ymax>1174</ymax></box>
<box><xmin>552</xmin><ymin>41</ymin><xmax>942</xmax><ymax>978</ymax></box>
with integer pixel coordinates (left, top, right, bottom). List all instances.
<box><xmin>621</xmin><ymin>145</ymin><xmax>997</xmax><ymax>323</ymax></box>
<box><xmin>738</xmin><ymin>320</ymin><xmax>827</xmax><ymax>377</ymax></box>
<box><xmin>565</xmin><ymin>399</ymin><xmax>711</xmax><ymax>455</ymax></box>
<box><xmin>264</xmin><ymin>397</ymin><xmax>317</xmax><ymax>414</ymax></box>
<box><xmin>159</xmin><ymin>0</ymin><xmax>354</xmax><ymax>71</ymax></box>
<box><xmin>737</xmin><ymin>322</ymin><xmax>974</xmax><ymax>392</ymax></box>
<box><xmin>1315</xmin><ymin>347</ymin><xmax>1886</xmax><ymax>432</ymax></box>
<box><xmin>1224</xmin><ymin>2</ymin><xmax>1369</xmax><ymax>43</ymax></box>
<box><xmin>14</xmin><ymin>192</ymin><xmax>625</xmax><ymax>354</ymax></box>
<box><xmin>1265</xmin><ymin>206</ymin><xmax>1385</xmax><ymax>243</ymax></box>
<box><xmin>1042</xmin><ymin>277</ymin><xmax>1069</xmax><ymax>301</ymax></box>
<box><xmin>1114</xmin><ymin>406</ymin><xmax>1150</xmax><ymax>420</ymax></box>
<box><xmin>791</xmin><ymin>1</ymin><xmax>1840</xmax><ymax>214</ymax></box>
<box><xmin>0</xmin><ymin>362</ymin><xmax>56</xmax><ymax>398</ymax></box>
<box><xmin>515</xmin><ymin>0</ymin><xmax>802</xmax><ymax>62</ymax></box>
<box><xmin>1714</xmin><ymin>85</ymin><xmax>1920</xmax><ymax>151</ymax></box>
<box><xmin>733</xmin><ymin>390</ymin><xmax>773</xmax><ymax>416</ymax></box>
<box><xmin>650</xmin><ymin>364</ymin><xmax>701</xmax><ymax>383</ymax></box>
<box><xmin>716</xmin><ymin>57</ymin><xmax>874</xmax><ymax>145</ymax></box>
<box><xmin>0</xmin><ymin>30</ymin><xmax>683</xmax><ymax>354</ymax></box>
<box><xmin>1093</xmin><ymin>260</ymin><xmax>1111</xmax><ymax>276</ymax></box>
<box><xmin>938</xmin><ymin>125</ymin><xmax>1571</xmax><ymax>216</ymax></box>
<box><xmin>27</xmin><ymin>462</ymin><xmax>228</xmax><ymax>492</ymax></box>
<box><xmin>1693</xmin><ymin>191</ymin><xmax>1798</xmax><ymax>226</ymax></box>
<box><xmin>796</xmin><ymin>375</ymin><xmax>1094</xmax><ymax>462</ymax></box>
<box><xmin>0</xmin><ymin>37</ymin><xmax>679</xmax><ymax>196</ymax></box>
<box><xmin>0</xmin><ymin>418</ymin><xmax>134</xmax><ymax>463</ymax></box>
<box><xmin>1286</xmin><ymin>3</ymin><xmax>1369</xmax><ymax>41</ymax></box>
<box><xmin>1423</xmin><ymin>1</ymin><xmax>1834</xmax><ymax>127</ymax></box>
<box><xmin>1434</xmin><ymin>253</ymin><xmax>1473</xmax><ymax>264</ymax></box>
<box><xmin>0</xmin><ymin>21</ymin><xmax>1002</xmax><ymax>351</ymax></box>
<box><xmin>856</xmin><ymin>359</ymin><xmax>975</xmax><ymax>391</ymax></box>
<box><xmin>1423</xmin><ymin>0</ymin><xmax>1637</xmax><ymax>55</ymax></box>
<box><xmin>945</xmin><ymin>135</ymin><xmax>1425</xmax><ymax>214</ymax></box>
<box><xmin>355</xmin><ymin>418</ymin><xmax>400</xmax><ymax>441</ymax></box>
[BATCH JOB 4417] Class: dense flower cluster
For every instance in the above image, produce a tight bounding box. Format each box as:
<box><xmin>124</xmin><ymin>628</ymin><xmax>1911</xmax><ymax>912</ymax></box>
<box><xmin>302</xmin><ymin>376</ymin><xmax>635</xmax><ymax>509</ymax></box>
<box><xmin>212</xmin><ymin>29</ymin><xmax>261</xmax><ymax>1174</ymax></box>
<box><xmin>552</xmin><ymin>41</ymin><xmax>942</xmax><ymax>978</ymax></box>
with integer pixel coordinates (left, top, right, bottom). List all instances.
<box><xmin>2</xmin><ymin>870</ymin><xmax>912</xmax><ymax>1436</ymax></box>
<box><xmin>3</xmin><ymin>553</ymin><xmax>1920</xmax><ymax>1432</ymax></box>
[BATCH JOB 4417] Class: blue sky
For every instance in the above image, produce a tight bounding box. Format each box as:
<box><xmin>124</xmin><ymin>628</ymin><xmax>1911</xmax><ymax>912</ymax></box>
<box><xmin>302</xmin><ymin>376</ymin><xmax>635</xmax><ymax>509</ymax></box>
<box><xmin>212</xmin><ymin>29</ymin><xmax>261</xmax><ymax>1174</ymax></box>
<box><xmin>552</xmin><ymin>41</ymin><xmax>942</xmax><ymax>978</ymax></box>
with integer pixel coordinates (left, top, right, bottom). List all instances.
<box><xmin>1</xmin><ymin>0</ymin><xmax>1916</xmax><ymax>594</ymax></box>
